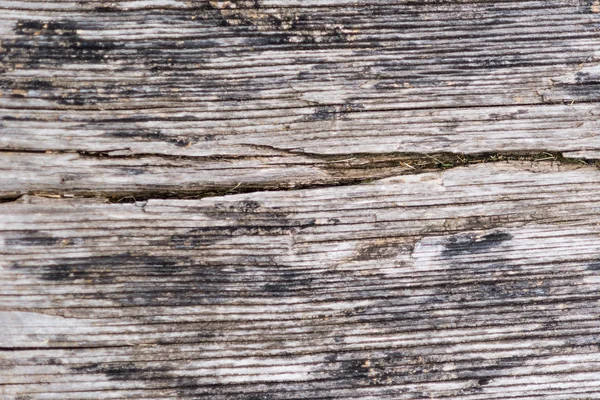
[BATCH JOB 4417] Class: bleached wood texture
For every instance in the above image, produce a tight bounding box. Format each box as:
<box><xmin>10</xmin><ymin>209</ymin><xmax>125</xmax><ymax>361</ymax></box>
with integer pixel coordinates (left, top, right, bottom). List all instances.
<box><xmin>2</xmin><ymin>0</ymin><xmax>600</xmax><ymax>195</ymax></box>
<box><xmin>3</xmin><ymin>162</ymin><xmax>600</xmax><ymax>399</ymax></box>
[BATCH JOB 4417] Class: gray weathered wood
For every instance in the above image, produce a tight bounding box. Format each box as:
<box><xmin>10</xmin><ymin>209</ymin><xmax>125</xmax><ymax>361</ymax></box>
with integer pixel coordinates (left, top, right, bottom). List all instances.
<box><xmin>3</xmin><ymin>162</ymin><xmax>600</xmax><ymax>399</ymax></box>
<box><xmin>4</xmin><ymin>1</ymin><xmax>600</xmax><ymax>398</ymax></box>
<box><xmin>2</xmin><ymin>0</ymin><xmax>600</xmax><ymax>195</ymax></box>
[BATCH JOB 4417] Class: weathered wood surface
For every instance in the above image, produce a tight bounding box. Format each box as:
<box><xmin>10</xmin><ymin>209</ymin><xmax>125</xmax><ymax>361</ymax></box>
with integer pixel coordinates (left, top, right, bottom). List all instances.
<box><xmin>4</xmin><ymin>162</ymin><xmax>600</xmax><ymax>399</ymax></box>
<box><xmin>4</xmin><ymin>1</ymin><xmax>600</xmax><ymax>398</ymax></box>
<box><xmin>2</xmin><ymin>0</ymin><xmax>600</xmax><ymax>195</ymax></box>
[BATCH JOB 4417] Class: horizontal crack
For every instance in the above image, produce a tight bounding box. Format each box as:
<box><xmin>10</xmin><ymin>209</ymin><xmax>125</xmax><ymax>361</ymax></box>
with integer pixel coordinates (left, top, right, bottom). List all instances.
<box><xmin>0</xmin><ymin>151</ymin><xmax>593</xmax><ymax>204</ymax></box>
<box><xmin>0</xmin><ymin>194</ymin><xmax>24</xmax><ymax>204</ymax></box>
<box><xmin>0</xmin><ymin>148</ymin><xmax>262</xmax><ymax>161</ymax></box>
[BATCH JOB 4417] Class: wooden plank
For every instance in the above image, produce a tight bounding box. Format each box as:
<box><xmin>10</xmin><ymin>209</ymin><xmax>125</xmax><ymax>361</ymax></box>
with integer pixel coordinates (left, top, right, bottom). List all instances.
<box><xmin>1</xmin><ymin>0</ymin><xmax>600</xmax><ymax>195</ymax></box>
<box><xmin>3</xmin><ymin>162</ymin><xmax>600</xmax><ymax>399</ymax></box>
<box><xmin>4</xmin><ymin>1</ymin><xmax>600</xmax><ymax>398</ymax></box>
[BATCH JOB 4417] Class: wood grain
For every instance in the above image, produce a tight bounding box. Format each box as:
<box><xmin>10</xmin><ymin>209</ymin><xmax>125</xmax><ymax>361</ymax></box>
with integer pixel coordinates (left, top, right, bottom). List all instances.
<box><xmin>4</xmin><ymin>1</ymin><xmax>600</xmax><ymax>398</ymax></box>
<box><xmin>3</xmin><ymin>162</ymin><xmax>600</xmax><ymax>399</ymax></box>
<box><xmin>2</xmin><ymin>0</ymin><xmax>600</xmax><ymax>194</ymax></box>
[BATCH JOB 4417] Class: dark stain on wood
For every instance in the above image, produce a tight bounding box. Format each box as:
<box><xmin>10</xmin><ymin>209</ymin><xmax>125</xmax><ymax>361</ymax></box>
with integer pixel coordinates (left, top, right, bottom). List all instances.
<box><xmin>109</xmin><ymin>129</ymin><xmax>198</xmax><ymax>147</ymax></box>
<box><xmin>71</xmin><ymin>362</ymin><xmax>172</xmax><ymax>381</ymax></box>
<box><xmin>2</xmin><ymin>20</ymin><xmax>117</xmax><ymax>70</ymax></box>
<box><xmin>442</xmin><ymin>231</ymin><xmax>513</xmax><ymax>258</ymax></box>
<box><xmin>13</xmin><ymin>254</ymin><xmax>191</xmax><ymax>283</ymax></box>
